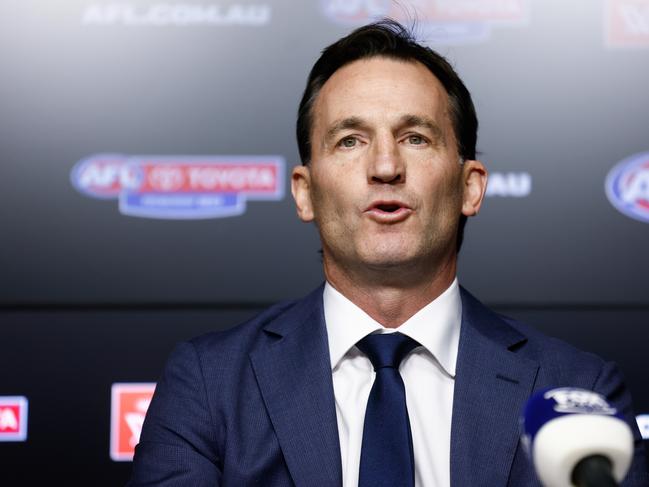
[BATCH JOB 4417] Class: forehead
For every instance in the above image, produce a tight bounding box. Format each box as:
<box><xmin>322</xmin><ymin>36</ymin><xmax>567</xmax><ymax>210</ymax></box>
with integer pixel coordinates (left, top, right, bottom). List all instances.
<box><xmin>312</xmin><ymin>56</ymin><xmax>451</xmax><ymax>132</ymax></box>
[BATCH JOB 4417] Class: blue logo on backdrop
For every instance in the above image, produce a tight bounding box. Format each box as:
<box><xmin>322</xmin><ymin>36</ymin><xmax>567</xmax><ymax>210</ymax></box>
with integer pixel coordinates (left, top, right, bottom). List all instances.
<box><xmin>605</xmin><ymin>152</ymin><xmax>649</xmax><ymax>223</ymax></box>
<box><xmin>319</xmin><ymin>0</ymin><xmax>530</xmax><ymax>45</ymax></box>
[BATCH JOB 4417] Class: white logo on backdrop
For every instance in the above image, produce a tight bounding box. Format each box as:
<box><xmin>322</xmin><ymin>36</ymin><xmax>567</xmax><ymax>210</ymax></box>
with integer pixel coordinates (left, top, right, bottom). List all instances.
<box><xmin>486</xmin><ymin>172</ymin><xmax>532</xmax><ymax>197</ymax></box>
<box><xmin>637</xmin><ymin>415</ymin><xmax>649</xmax><ymax>440</ymax></box>
<box><xmin>82</xmin><ymin>3</ymin><xmax>272</xmax><ymax>26</ymax></box>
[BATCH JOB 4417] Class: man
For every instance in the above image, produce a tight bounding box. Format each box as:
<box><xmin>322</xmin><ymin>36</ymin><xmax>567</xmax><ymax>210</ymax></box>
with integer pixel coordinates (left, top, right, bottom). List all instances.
<box><xmin>129</xmin><ymin>20</ymin><xmax>648</xmax><ymax>486</ymax></box>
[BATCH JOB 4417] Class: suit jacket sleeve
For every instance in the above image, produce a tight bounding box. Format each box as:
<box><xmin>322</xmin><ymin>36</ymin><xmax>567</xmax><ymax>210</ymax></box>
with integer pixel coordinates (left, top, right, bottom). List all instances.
<box><xmin>593</xmin><ymin>361</ymin><xmax>649</xmax><ymax>487</ymax></box>
<box><xmin>127</xmin><ymin>341</ymin><xmax>222</xmax><ymax>486</ymax></box>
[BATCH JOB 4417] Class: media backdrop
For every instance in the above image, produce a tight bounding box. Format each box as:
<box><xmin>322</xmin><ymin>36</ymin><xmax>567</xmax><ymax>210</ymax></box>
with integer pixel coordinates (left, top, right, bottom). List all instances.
<box><xmin>1</xmin><ymin>0</ymin><xmax>648</xmax><ymax>485</ymax></box>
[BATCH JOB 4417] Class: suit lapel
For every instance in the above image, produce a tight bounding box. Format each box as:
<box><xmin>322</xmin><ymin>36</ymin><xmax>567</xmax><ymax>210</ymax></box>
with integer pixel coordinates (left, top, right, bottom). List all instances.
<box><xmin>249</xmin><ymin>287</ymin><xmax>342</xmax><ymax>487</ymax></box>
<box><xmin>450</xmin><ymin>289</ymin><xmax>539</xmax><ymax>487</ymax></box>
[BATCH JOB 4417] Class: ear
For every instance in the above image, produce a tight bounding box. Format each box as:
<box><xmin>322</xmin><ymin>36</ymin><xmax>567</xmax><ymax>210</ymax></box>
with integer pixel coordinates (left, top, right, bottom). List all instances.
<box><xmin>291</xmin><ymin>165</ymin><xmax>315</xmax><ymax>222</ymax></box>
<box><xmin>460</xmin><ymin>160</ymin><xmax>488</xmax><ymax>217</ymax></box>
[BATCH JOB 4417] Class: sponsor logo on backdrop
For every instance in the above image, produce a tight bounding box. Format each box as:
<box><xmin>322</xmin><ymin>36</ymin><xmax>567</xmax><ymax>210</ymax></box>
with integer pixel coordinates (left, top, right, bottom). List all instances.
<box><xmin>82</xmin><ymin>3</ymin><xmax>271</xmax><ymax>26</ymax></box>
<box><xmin>0</xmin><ymin>396</ymin><xmax>28</xmax><ymax>442</ymax></box>
<box><xmin>486</xmin><ymin>172</ymin><xmax>532</xmax><ymax>197</ymax></box>
<box><xmin>605</xmin><ymin>152</ymin><xmax>649</xmax><ymax>223</ymax></box>
<box><xmin>110</xmin><ymin>383</ymin><xmax>156</xmax><ymax>461</ymax></box>
<box><xmin>71</xmin><ymin>154</ymin><xmax>285</xmax><ymax>219</ymax></box>
<box><xmin>637</xmin><ymin>414</ymin><xmax>649</xmax><ymax>439</ymax></box>
<box><xmin>606</xmin><ymin>0</ymin><xmax>649</xmax><ymax>47</ymax></box>
<box><xmin>320</xmin><ymin>0</ymin><xmax>529</xmax><ymax>45</ymax></box>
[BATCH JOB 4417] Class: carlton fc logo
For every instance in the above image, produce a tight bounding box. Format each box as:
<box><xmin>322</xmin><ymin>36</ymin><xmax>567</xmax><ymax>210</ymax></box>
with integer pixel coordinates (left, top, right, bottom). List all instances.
<box><xmin>320</xmin><ymin>0</ymin><xmax>529</xmax><ymax>44</ymax></box>
<box><xmin>605</xmin><ymin>151</ymin><xmax>649</xmax><ymax>223</ymax></box>
<box><xmin>71</xmin><ymin>154</ymin><xmax>285</xmax><ymax>219</ymax></box>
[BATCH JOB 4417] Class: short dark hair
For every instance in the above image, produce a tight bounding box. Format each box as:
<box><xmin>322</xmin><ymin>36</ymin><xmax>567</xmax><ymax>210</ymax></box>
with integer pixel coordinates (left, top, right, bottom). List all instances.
<box><xmin>296</xmin><ymin>19</ymin><xmax>478</xmax><ymax>250</ymax></box>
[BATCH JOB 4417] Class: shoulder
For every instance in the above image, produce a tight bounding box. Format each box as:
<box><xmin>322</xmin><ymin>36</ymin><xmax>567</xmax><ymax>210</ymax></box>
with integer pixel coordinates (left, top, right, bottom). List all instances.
<box><xmin>189</xmin><ymin>298</ymin><xmax>298</xmax><ymax>352</ymax></box>
<box><xmin>501</xmin><ymin>315</ymin><xmax>637</xmax><ymax>411</ymax></box>
<box><xmin>180</xmin><ymin>284</ymin><xmax>324</xmax><ymax>370</ymax></box>
<box><xmin>501</xmin><ymin>315</ymin><xmax>603</xmax><ymax>366</ymax></box>
<box><xmin>459</xmin><ymin>286</ymin><xmax>608</xmax><ymax>387</ymax></box>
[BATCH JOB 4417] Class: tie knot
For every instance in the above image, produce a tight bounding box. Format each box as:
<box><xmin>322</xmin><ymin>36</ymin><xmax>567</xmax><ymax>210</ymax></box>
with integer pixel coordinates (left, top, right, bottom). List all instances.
<box><xmin>356</xmin><ymin>332</ymin><xmax>419</xmax><ymax>370</ymax></box>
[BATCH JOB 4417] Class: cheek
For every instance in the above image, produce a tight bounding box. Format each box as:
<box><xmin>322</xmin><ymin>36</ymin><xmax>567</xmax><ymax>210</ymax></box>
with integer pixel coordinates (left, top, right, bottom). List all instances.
<box><xmin>311</xmin><ymin>167</ymin><xmax>360</xmax><ymax>216</ymax></box>
<box><xmin>420</xmin><ymin>162</ymin><xmax>461</xmax><ymax>194</ymax></box>
<box><xmin>310</xmin><ymin>179</ymin><xmax>348</xmax><ymax>226</ymax></box>
<box><xmin>419</xmin><ymin>172</ymin><xmax>465</xmax><ymax>220</ymax></box>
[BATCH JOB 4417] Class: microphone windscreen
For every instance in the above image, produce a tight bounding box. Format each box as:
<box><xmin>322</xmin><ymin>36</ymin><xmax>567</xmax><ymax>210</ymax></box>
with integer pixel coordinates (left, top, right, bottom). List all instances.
<box><xmin>521</xmin><ymin>387</ymin><xmax>633</xmax><ymax>487</ymax></box>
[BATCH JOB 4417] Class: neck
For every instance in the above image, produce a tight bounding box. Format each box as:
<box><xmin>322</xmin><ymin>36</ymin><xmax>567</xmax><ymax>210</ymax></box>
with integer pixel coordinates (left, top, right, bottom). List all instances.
<box><xmin>323</xmin><ymin>256</ymin><xmax>457</xmax><ymax>328</ymax></box>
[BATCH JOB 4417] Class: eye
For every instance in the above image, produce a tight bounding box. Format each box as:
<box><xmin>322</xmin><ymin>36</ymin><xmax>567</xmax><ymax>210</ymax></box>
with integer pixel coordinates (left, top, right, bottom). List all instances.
<box><xmin>338</xmin><ymin>136</ymin><xmax>358</xmax><ymax>149</ymax></box>
<box><xmin>406</xmin><ymin>134</ymin><xmax>427</xmax><ymax>145</ymax></box>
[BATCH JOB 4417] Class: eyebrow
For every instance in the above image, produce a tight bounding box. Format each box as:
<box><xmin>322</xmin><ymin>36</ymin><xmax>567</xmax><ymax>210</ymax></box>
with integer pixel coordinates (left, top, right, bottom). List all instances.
<box><xmin>324</xmin><ymin>117</ymin><xmax>368</xmax><ymax>145</ymax></box>
<box><xmin>397</xmin><ymin>114</ymin><xmax>446</xmax><ymax>146</ymax></box>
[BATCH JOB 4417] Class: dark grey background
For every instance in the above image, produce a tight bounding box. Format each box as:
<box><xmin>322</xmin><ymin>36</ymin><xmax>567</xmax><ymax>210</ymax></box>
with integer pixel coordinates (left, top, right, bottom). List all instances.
<box><xmin>1</xmin><ymin>0</ymin><xmax>647</xmax><ymax>305</ymax></box>
<box><xmin>1</xmin><ymin>1</ymin><xmax>648</xmax><ymax>485</ymax></box>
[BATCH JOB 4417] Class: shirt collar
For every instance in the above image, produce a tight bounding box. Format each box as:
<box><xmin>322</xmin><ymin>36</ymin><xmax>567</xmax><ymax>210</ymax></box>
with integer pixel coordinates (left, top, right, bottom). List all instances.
<box><xmin>323</xmin><ymin>278</ymin><xmax>462</xmax><ymax>377</ymax></box>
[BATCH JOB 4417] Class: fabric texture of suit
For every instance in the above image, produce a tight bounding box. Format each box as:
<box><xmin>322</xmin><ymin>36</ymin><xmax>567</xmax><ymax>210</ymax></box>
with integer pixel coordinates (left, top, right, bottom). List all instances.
<box><xmin>128</xmin><ymin>285</ymin><xmax>649</xmax><ymax>486</ymax></box>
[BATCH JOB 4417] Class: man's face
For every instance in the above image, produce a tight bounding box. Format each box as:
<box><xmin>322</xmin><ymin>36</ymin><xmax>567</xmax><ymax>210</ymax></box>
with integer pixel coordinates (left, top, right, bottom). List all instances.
<box><xmin>292</xmin><ymin>56</ymin><xmax>486</xmax><ymax>279</ymax></box>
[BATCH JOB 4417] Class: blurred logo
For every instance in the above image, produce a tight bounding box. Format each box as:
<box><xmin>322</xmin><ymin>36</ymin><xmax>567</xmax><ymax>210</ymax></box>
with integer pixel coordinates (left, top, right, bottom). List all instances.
<box><xmin>320</xmin><ymin>0</ymin><xmax>529</xmax><ymax>44</ymax></box>
<box><xmin>637</xmin><ymin>414</ymin><xmax>649</xmax><ymax>439</ymax></box>
<box><xmin>606</xmin><ymin>0</ymin><xmax>649</xmax><ymax>47</ymax></box>
<box><xmin>110</xmin><ymin>383</ymin><xmax>156</xmax><ymax>461</ymax></box>
<box><xmin>545</xmin><ymin>388</ymin><xmax>617</xmax><ymax>415</ymax></box>
<box><xmin>0</xmin><ymin>396</ymin><xmax>28</xmax><ymax>442</ymax></box>
<box><xmin>71</xmin><ymin>154</ymin><xmax>285</xmax><ymax>219</ymax></box>
<box><xmin>82</xmin><ymin>3</ymin><xmax>271</xmax><ymax>26</ymax></box>
<box><xmin>486</xmin><ymin>172</ymin><xmax>532</xmax><ymax>197</ymax></box>
<box><xmin>605</xmin><ymin>152</ymin><xmax>649</xmax><ymax>223</ymax></box>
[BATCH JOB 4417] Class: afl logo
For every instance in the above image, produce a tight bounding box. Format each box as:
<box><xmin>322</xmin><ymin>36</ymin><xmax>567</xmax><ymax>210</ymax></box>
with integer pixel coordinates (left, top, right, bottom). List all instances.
<box><xmin>70</xmin><ymin>154</ymin><xmax>285</xmax><ymax>219</ymax></box>
<box><xmin>605</xmin><ymin>152</ymin><xmax>649</xmax><ymax>223</ymax></box>
<box><xmin>71</xmin><ymin>154</ymin><xmax>142</xmax><ymax>199</ymax></box>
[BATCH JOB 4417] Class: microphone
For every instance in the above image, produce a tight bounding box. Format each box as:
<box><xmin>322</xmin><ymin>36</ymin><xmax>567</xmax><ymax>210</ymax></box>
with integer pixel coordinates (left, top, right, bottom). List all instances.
<box><xmin>521</xmin><ymin>387</ymin><xmax>634</xmax><ymax>487</ymax></box>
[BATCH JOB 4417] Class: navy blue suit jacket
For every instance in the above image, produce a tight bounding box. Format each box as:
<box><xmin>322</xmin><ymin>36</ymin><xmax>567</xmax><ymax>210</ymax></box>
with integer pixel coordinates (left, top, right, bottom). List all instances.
<box><xmin>128</xmin><ymin>286</ymin><xmax>648</xmax><ymax>486</ymax></box>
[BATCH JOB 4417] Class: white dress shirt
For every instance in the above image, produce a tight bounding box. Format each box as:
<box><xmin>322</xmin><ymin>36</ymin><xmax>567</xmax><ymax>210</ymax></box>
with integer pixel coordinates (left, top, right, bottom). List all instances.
<box><xmin>323</xmin><ymin>279</ymin><xmax>462</xmax><ymax>487</ymax></box>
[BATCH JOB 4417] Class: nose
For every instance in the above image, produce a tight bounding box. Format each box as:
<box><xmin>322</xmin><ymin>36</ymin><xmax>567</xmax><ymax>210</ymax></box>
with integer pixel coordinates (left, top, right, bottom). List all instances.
<box><xmin>368</xmin><ymin>135</ymin><xmax>405</xmax><ymax>185</ymax></box>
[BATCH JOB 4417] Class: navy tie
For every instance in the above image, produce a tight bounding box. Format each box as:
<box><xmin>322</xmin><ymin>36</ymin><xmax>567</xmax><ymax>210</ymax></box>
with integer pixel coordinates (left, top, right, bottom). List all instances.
<box><xmin>357</xmin><ymin>332</ymin><xmax>419</xmax><ymax>487</ymax></box>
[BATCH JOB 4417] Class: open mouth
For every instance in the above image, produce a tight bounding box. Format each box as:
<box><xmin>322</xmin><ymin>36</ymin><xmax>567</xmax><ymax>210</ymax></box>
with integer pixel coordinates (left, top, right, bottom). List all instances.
<box><xmin>365</xmin><ymin>200</ymin><xmax>412</xmax><ymax>222</ymax></box>
<box><xmin>375</xmin><ymin>203</ymin><xmax>402</xmax><ymax>213</ymax></box>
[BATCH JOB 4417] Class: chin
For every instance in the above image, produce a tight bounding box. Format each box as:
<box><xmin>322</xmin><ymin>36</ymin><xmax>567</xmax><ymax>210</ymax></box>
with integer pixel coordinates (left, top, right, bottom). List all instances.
<box><xmin>358</xmin><ymin>249</ymin><xmax>421</xmax><ymax>270</ymax></box>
